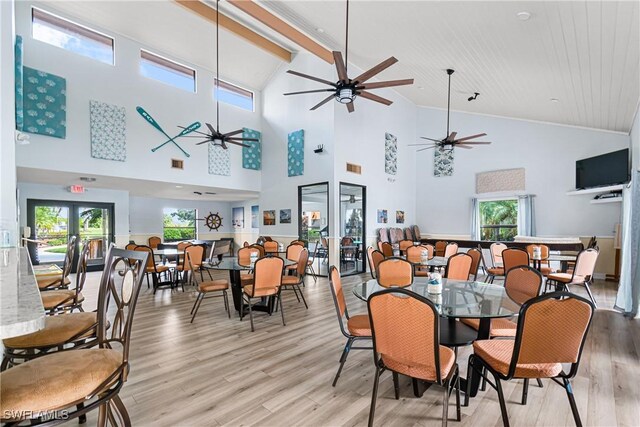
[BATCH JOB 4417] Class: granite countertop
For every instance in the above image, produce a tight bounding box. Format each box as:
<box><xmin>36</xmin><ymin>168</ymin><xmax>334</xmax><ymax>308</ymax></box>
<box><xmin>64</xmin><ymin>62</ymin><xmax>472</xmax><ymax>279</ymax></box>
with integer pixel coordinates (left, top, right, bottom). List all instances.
<box><xmin>0</xmin><ymin>247</ymin><xmax>45</xmax><ymax>339</ymax></box>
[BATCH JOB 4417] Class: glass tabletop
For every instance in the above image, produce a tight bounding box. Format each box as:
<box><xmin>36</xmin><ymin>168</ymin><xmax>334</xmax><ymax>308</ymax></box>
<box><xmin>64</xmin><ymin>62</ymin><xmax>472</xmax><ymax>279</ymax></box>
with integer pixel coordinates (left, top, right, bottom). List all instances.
<box><xmin>154</xmin><ymin>249</ymin><xmax>179</xmax><ymax>256</ymax></box>
<box><xmin>202</xmin><ymin>257</ymin><xmax>296</xmax><ymax>271</ymax></box>
<box><xmin>354</xmin><ymin>278</ymin><xmax>519</xmax><ymax>319</ymax></box>
<box><xmin>397</xmin><ymin>255</ymin><xmax>448</xmax><ymax>267</ymax></box>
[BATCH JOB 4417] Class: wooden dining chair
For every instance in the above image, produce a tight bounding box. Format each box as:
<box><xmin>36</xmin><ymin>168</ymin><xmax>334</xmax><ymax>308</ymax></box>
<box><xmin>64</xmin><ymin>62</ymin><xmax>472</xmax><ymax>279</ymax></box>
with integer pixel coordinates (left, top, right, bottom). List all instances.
<box><xmin>0</xmin><ymin>247</ymin><xmax>148</xmax><ymax>426</ymax></box>
<box><xmin>148</xmin><ymin>236</ymin><xmax>161</xmax><ymax>249</ymax></box>
<box><xmin>547</xmin><ymin>248</ymin><xmax>599</xmax><ymax>307</ymax></box>
<box><xmin>444</xmin><ymin>243</ymin><xmax>459</xmax><ymax>258</ymax></box>
<box><xmin>37</xmin><ymin>236</ymin><xmax>77</xmax><ymax>291</ymax></box>
<box><xmin>188</xmin><ymin>252</ymin><xmax>230</xmax><ymax>323</ymax></box>
<box><xmin>376</xmin><ymin>257</ymin><xmax>413</xmax><ymax>288</ymax></box>
<box><xmin>466</xmin><ymin>248</ymin><xmax>482</xmax><ymax>280</ymax></box>
<box><xmin>41</xmin><ymin>240</ymin><xmax>90</xmax><ymax>315</ymax></box>
<box><xmin>444</xmin><ymin>253</ymin><xmax>473</xmax><ymax>280</ymax></box>
<box><xmin>467</xmin><ymin>292</ymin><xmax>594</xmax><ymax>427</ymax></box>
<box><xmin>435</xmin><ymin>241</ymin><xmax>448</xmax><ymax>257</ymax></box>
<box><xmin>281</xmin><ymin>248</ymin><xmax>309</xmax><ymax>309</ymax></box>
<box><xmin>241</xmin><ymin>257</ymin><xmax>285</xmax><ymax>332</ymax></box>
<box><xmin>367</xmin><ymin>287</ymin><xmax>461</xmax><ymax>427</ymax></box>
<box><xmin>380</xmin><ymin>241</ymin><xmax>394</xmax><ymax>258</ymax></box>
<box><xmin>502</xmin><ymin>248</ymin><xmax>530</xmax><ymax>274</ymax></box>
<box><xmin>405</xmin><ymin>245</ymin><xmax>429</xmax><ymax>277</ymax></box>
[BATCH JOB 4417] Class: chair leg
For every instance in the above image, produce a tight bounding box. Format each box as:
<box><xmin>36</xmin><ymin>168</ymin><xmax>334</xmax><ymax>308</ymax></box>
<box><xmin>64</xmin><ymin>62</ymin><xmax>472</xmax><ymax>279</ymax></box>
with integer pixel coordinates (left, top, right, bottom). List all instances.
<box><xmin>190</xmin><ymin>293</ymin><xmax>205</xmax><ymax>323</ymax></box>
<box><xmin>297</xmin><ymin>284</ymin><xmax>308</xmax><ymax>309</ymax></box>
<box><xmin>393</xmin><ymin>372</ymin><xmax>400</xmax><ymax>400</ymax></box>
<box><xmin>536</xmin><ymin>378</ymin><xmax>543</xmax><ymax>388</ymax></box>
<box><xmin>111</xmin><ymin>395</ymin><xmax>131</xmax><ymax>427</ymax></box>
<box><xmin>455</xmin><ymin>368</ymin><xmax>461</xmax><ymax>421</ymax></box>
<box><xmin>368</xmin><ymin>367</ymin><xmax>382</xmax><ymax>427</ymax></box>
<box><xmin>442</xmin><ymin>377</ymin><xmax>450</xmax><ymax>427</ymax></box>
<box><xmin>145</xmin><ymin>273</ymin><xmax>150</xmax><ymax>289</ymax></box>
<box><xmin>77</xmin><ymin>403</ymin><xmax>87</xmax><ymax>424</ymax></box>
<box><xmin>97</xmin><ymin>404</ymin><xmax>107</xmax><ymax>427</ymax></box>
<box><xmin>190</xmin><ymin>292</ymin><xmax>202</xmax><ymax>315</ymax></box>
<box><xmin>240</xmin><ymin>294</ymin><xmax>245</xmax><ymax>321</ymax></box>
<box><xmin>563</xmin><ymin>378</ymin><xmax>583</xmax><ymax>427</ymax></box>
<box><xmin>333</xmin><ymin>337</ymin><xmax>353</xmax><ymax>387</ymax></box>
<box><xmin>522</xmin><ymin>378</ymin><xmax>529</xmax><ymax>405</ymax></box>
<box><xmin>495</xmin><ymin>376</ymin><xmax>510</xmax><ymax>427</ymax></box>
<box><xmin>583</xmin><ymin>281</ymin><xmax>598</xmax><ymax>308</ymax></box>
<box><xmin>248</xmin><ymin>298</ymin><xmax>255</xmax><ymax>332</ymax></box>
<box><xmin>223</xmin><ymin>290</ymin><xmax>230</xmax><ymax>318</ymax></box>
<box><xmin>279</xmin><ymin>293</ymin><xmax>286</xmax><ymax>326</ymax></box>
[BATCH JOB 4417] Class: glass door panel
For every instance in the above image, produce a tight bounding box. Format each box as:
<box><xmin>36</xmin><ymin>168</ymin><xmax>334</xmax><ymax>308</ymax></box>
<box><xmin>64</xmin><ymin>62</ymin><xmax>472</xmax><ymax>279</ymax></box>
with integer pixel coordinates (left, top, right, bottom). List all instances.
<box><xmin>299</xmin><ymin>182</ymin><xmax>329</xmax><ymax>277</ymax></box>
<box><xmin>340</xmin><ymin>183</ymin><xmax>366</xmax><ymax>276</ymax></box>
<box><xmin>78</xmin><ymin>206</ymin><xmax>111</xmax><ymax>266</ymax></box>
<box><xmin>33</xmin><ymin>205</ymin><xmax>70</xmax><ymax>264</ymax></box>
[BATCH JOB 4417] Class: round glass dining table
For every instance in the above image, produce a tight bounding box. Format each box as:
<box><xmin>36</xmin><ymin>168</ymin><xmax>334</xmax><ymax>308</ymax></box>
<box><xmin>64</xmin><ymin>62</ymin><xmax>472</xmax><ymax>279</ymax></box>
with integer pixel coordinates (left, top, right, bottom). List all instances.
<box><xmin>354</xmin><ymin>277</ymin><xmax>521</xmax><ymax>400</ymax></box>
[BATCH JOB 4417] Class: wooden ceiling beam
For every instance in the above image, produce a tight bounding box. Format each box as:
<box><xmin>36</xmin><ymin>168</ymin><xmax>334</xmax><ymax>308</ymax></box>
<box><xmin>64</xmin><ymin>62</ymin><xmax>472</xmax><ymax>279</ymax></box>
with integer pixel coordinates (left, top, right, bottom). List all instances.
<box><xmin>174</xmin><ymin>0</ymin><xmax>291</xmax><ymax>63</ymax></box>
<box><xmin>227</xmin><ymin>0</ymin><xmax>334</xmax><ymax>65</ymax></box>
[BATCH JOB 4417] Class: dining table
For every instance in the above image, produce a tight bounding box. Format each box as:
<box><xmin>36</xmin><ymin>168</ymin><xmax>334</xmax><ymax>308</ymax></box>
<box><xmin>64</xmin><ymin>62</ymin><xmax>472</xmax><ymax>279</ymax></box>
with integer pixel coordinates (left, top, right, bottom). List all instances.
<box><xmin>354</xmin><ymin>277</ymin><xmax>520</xmax><ymax>403</ymax></box>
<box><xmin>202</xmin><ymin>257</ymin><xmax>296</xmax><ymax>314</ymax></box>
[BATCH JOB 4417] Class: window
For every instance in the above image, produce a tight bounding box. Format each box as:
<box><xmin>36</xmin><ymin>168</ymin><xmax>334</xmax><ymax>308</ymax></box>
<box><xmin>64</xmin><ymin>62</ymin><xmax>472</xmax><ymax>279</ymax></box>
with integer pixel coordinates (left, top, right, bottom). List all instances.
<box><xmin>214</xmin><ymin>79</ymin><xmax>254</xmax><ymax>111</ymax></box>
<box><xmin>31</xmin><ymin>7</ymin><xmax>114</xmax><ymax>65</ymax></box>
<box><xmin>163</xmin><ymin>208</ymin><xmax>197</xmax><ymax>241</ymax></box>
<box><xmin>479</xmin><ymin>199</ymin><xmax>518</xmax><ymax>241</ymax></box>
<box><xmin>140</xmin><ymin>50</ymin><xmax>196</xmax><ymax>92</ymax></box>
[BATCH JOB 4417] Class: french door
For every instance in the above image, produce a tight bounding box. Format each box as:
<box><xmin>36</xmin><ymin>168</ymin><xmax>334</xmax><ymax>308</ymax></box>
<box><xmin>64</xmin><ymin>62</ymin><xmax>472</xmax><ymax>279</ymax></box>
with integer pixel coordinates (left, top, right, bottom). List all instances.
<box><xmin>27</xmin><ymin>199</ymin><xmax>115</xmax><ymax>271</ymax></box>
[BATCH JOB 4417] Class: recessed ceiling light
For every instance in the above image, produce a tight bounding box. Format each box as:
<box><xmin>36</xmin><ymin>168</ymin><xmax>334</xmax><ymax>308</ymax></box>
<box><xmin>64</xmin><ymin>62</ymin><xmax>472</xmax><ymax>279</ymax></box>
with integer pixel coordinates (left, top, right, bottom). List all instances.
<box><xmin>516</xmin><ymin>11</ymin><xmax>531</xmax><ymax>21</ymax></box>
<box><xmin>316</xmin><ymin>27</ymin><xmax>324</xmax><ymax>33</ymax></box>
<box><xmin>550</xmin><ymin>98</ymin><xmax>560</xmax><ymax>103</ymax></box>
<box><xmin>175</xmin><ymin>185</ymin><xmax>183</xmax><ymax>188</ymax></box>
<box><xmin>79</xmin><ymin>177</ymin><xmax>96</xmax><ymax>182</ymax></box>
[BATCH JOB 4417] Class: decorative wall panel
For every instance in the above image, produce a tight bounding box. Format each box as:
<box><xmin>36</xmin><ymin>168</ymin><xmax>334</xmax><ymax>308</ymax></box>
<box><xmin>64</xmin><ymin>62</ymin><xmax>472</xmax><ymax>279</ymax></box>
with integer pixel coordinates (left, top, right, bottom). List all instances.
<box><xmin>476</xmin><ymin>168</ymin><xmax>526</xmax><ymax>193</ymax></box>
<box><xmin>384</xmin><ymin>132</ymin><xmax>397</xmax><ymax>175</ymax></box>
<box><xmin>22</xmin><ymin>67</ymin><xmax>66</xmax><ymax>138</ymax></box>
<box><xmin>287</xmin><ymin>129</ymin><xmax>304</xmax><ymax>177</ymax></box>
<box><xmin>242</xmin><ymin>128</ymin><xmax>262</xmax><ymax>170</ymax></box>
<box><xmin>208</xmin><ymin>143</ymin><xmax>230</xmax><ymax>176</ymax></box>
<box><xmin>434</xmin><ymin>147</ymin><xmax>454</xmax><ymax>177</ymax></box>
<box><xmin>90</xmin><ymin>100</ymin><xmax>126</xmax><ymax>162</ymax></box>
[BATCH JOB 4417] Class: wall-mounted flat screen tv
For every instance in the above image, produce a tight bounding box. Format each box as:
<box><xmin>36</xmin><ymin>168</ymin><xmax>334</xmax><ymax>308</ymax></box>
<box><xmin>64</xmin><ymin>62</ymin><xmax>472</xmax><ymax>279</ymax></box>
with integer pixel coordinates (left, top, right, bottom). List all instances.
<box><xmin>576</xmin><ymin>148</ymin><xmax>629</xmax><ymax>189</ymax></box>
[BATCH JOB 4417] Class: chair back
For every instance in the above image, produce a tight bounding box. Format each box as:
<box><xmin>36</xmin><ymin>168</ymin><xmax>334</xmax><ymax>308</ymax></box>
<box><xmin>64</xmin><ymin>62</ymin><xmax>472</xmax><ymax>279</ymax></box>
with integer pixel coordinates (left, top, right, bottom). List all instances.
<box><xmin>490</xmin><ymin>242</ymin><xmax>507</xmax><ymax>267</ymax></box>
<box><xmin>148</xmin><ymin>236</ymin><xmax>161</xmax><ymax>249</ymax></box>
<box><xmin>295</xmin><ymin>248</ymin><xmax>309</xmax><ymax>277</ymax></box>
<box><xmin>238</xmin><ymin>246</ymin><xmax>261</xmax><ymax>266</ymax></box>
<box><xmin>243</xmin><ymin>241</ymin><xmax>249</xmax><ymax>247</ymax></box>
<box><xmin>134</xmin><ymin>245</ymin><xmax>155</xmax><ymax>270</ymax></box>
<box><xmin>368</xmin><ymin>288</ymin><xmax>444</xmax><ymax>383</ymax></box>
<box><xmin>466</xmin><ymin>248</ymin><xmax>482</xmax><ymax>279</ymax></box>
<box><xmin>264</xmin><ymin>240</ymin><xmax>279</xmax><ymax>253</ymax></box>
<box><xmin>248</xmin><ymin>244</ymin><xmax>265</xmax><ymax>257</ymax></box>
<box><xmin>177</xmin><ymin>241</ymin><xmax>192</xmax><ymax>251</ymax></box>
<box><xmin>502</xmin><ymin>248</ymin><xmax>530</xmax><ymax>273</ymax></box>
<box><xmin>329</xmin><ymin>266</ymin><xmax>348</xmax><ymax>321</ymax></box>
<box><xmin>250</xmin><ymin>257</ymin><xmax>284</xmax><ymax>297</ymax></box>
<box><xmin>398</xmin><ymin>240</ymin><xmax>414</xmax><ymax>252</ymax></box>
<box><xmin>445</xmin><ymin>253</ymin><xmax>473</xmax><ymax>280</ymax></box>
<box><xmin>124</xmin><ymin>243</ymin><xmax>137</xmax><ymax>251</ymax></box>
<box><xmin>60</xmin><ymin>235</ymin><xmax>77</xmax><ymax>279</ymax></box>
<box><xmin>286</xmin><ymin>243</ymin><xmax>304</xmax><ymax>262</ymax></box>
<box><xmin>509</xmin><ymin>293</ymin><xmax>594</xmax><ymax>378</ymax></box>
<box><xmin>184</xmin><ymin>245</ymin><xmax>204</xmax><ymax>271</ymax></box>
<box><xmin>371</xmin><ymin>250</ymin><xmax>385</xmax><ymax>278</ymax></box>
<box><xmin>434</xmin><ymin>241</ymin><xmax>447</xmax><ymax>257</ymax></box>
<box><xmin>525</xmin><ymin>244</ymin><xmax>549</xmax><ymax>261</ymax></box>
<box><xmin>405</xmin><ymin>245</ymin><xmax>424</xmax><ymax>264</ymax></box>
<box><xmin>377</xmin><ymin>257</ymin><xmax>413</xmax><ymax>287</ymax></box>
<box><xmin>367</xmin><ymin>246</ymin><xmax>376</xmax><ymax>278</ymax></box>
<box><xmin>444</xmin><ymin>242</ymin><xmax>458</xmax><ymax>258</ymax></box>
<box><xmin>404</xmin><ymin>227</ymin><xmax>415</xmax><ymax>241</ymax></box>
<box><xmin>412</xmin><ymin>225</ymin><xmax>422</xmax><ymax>241</ymax></box>
<box><xmin>290</xmin><ymin>240</ymin><xmax>305</xmax><ymax>247</ymax></box>
<box><xmin>421</xmin><ymin>244</ymin><xmax>435</xmax><ymax>259</ymax></box>
<box><xmin>573</xmin><ymin>248</ymin><xmax>599</xmax><ymax>280</ymax></box>
<box><xmin>504</xmin><ymin>265</ymin><xmax>543</xmax><ymax>305</ymax></box>
<box><xmin>96</xmin><ymin>247</ymin><xmax>148</xmax><ymax>380</ymax></box>
<box><xmin>380</xmin><ymin>241</ymin><xmax>394</xmax><ymax>258</ymax></box>
<box><xmin>74</xmin><ymin>240</ymin><xmax>91</xmax><ymax>295</ymax></box>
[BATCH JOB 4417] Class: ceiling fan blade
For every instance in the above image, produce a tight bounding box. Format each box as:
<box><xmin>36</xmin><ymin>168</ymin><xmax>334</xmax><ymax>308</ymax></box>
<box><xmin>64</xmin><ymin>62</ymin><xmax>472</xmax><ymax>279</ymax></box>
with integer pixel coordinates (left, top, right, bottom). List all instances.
<box><xmin>310</xmin><ymin>94</ymin><xmax>335</xmax><ymax>110</ymax></box>
<box><xmin>359</xmin><ymin>79</ymin><xmax>414</xmax><ymax>90</ymax></box>
<box><xmin>222</xmin><ymin>129</ymin><xmax>244</xmax><ymax>138</ymax></box>
<box><xmin>417</xmin><ymin>146</ymin><xmax>438</xmax><ymax>152</ymax></box>
<box><xmin>354</xmin><ymin>57</ymin><xmax>398</xmax><ymax>84</ymax></box>
<box><xmin>454</xmin><ymin>133</ymin><xmax>487</xmax><ymax>143</ymax></box>
<box><xmin>446</xmin><ymin>131</ymin><xmax>457</xmax><ymax>142</ymax></box>
<box><xmin>227</xmin><ymin>137</ymin><xmax>259</xmax><ymax>142</ymax></box>
<box><xmin>286</xmin><ymin>70</ymin><xmax>337</xmax><ymax>87</ymax></box>
<box><xmin>195</xmin><ymin>140</ymin><xmax>211</xmax><ymax>145</ymax></box>
<box><xmin>346</xmin><ymin>102</ymin><xmax>355</xmax><ymax>113</ymax></box>
<box><xmin>457</xmin><ymin>141</ymin><xmax>492</xmax><ymax>145</ymax></box>
<box><xmin>358</xmin><ymin>91</ymin><xmax>392</xmax><ymax>106</ymax></box>
<box><xmin>408</xmin><ymin>143</ymin><xmax>437</xmax><ymax>146</ymax></box>
<box><xmin>206</xmin><ymin>123</ymin><xmax>216</xmax><ymax>134</ymax></box>
<box><xmin>284</xmin><ymin>88</ymin><xmax>335</xmax><ymax>96</ymax></box>
<box><xmin>456</xmin><ymin>144</ymin><xmax>473</xmax><ymax>149</ymax></box>
<box><xmin>226</xmin><ymin>140</ymin><xmax>251</xmax><ymax>148</ymax></box>
<box><xmin>333</xmin><ymin>51</ymin><xmax>348</xmax><ymax>82</ymax></box>
<box><xmin>420</xmin><ymin>137</ymin><xmax>442</xmax><ymax>142</ymax></box>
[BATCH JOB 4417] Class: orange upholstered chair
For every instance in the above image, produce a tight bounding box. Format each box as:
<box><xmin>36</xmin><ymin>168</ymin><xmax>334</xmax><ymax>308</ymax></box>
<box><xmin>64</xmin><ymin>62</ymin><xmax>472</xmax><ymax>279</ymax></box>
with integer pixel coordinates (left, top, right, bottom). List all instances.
<box><xmin>444</xmin><ymin>243</ymin><xmax>459</xmax><ymax>258</ymax></box>
<box><xmin>486</xmin><ymin>242</ymin><xmax>508</xmax><ymax>283</ymax></box>
<box><xmin>547</xmin><ymin>248</ymin><xmax>599</xmax><ymax>307</ymax></box>
<box><xmin>237</xmin><ymin>246</ymin><xmax>261</xmax><ymax>287</ymax></box>
<box><xmin>281</xmin><ymin>248</ymin><xmax>309</xmax><ymax>309</ymax></box>
<box><xmin>264</xmin><ymin>240</ymin><xmax>279</xmax><ymax>254</ymax></box>
<box><xmin>135</xmin><ymin>245</ymin><xmax>171</xmax><ymax>294</ymax></box>
<box><xmin>366</xmin><ymin>246</ymin><xmax>376</xmax><ymax>279</ymax></box>
<box><xmin>188</xmin><ymin>252</ymin><xmax>230</xmax><ymax>323</ymax></box>
<box><xmin>370</xmin><ymin>250</ymin><xmax>385</xmax><ymax>279</ymax></box>
<box><xmin>248</xmin><ymin>244</ymin><xmax>265</xmax><ymax>258</ymax></box>
<box><xmin>434</xmin><ymin>241</ymin><xmax>447</xmax><ymax>257</ymax></box>
<box><xmin>468</xmin><ymin>292</ymin><xmax>594</xmax><ymax>426</ymax></box>
<box><xmin>290</xmin><ymin>240</ymin><xmax>305</xmax><ymax>246</ymax></box>
<box><xmin>405</xmin><ymin>245</ymin><xmax>429</xmax><ymax>277</ymax></box>
<box><xmin>466</xmin><ymin>248</ymin><xmax>482</xmax><ymax>280</ymax></box>
<box><xmin>242</xmin><ymin>257</ymin><xmax>285</xmax><ymax>332</ymax></box>
<box><xmin>285</xmin><ymin>243</ymin><xmax>305</xmax><ymax>271</ymax></box>
<box><xmin>380</xmin><ymin>241</ymin><xmax>394</xmax><ymax>258</ymax></box>
<box><xmin>148</xmin><ymin>236</ymin><xmax>161</xmax><ymax>249</ymax></box>
<box><xmin>367</xmin><ymin>288</ymin><xmax>461</xmax><ymax>426</ymax></box>
<box><xmin>328</xmin><ymin>266</ymin><xmax>372</xmax><ymax>386</ymax></box>
<box><xmin>444</xmin><ymin>253</ymin><xmax>473</xmax><ymax>280</ymax></box>
<box><xmin>398</xmin><ymin>239</ymin><xmax>414</xmax><ymax>254</ymax></box>
<box><xmin>525</xmin><ymin>244</ymin><xmax>553</xmax><ymax>275</ymax></box>
<box><xmin>421</xmin><ymin>244</ymin><xmax>435</xmax><ymax>259</ymax></box>
<box><xmin>502</xmin><ymin>248</ymin><xmax>529</xmax><ymax>274</ymax></box>
<box><xmin>376</xmin><ymin>258</ymin><xmax>413</xmax><ymax>288</ymax></box>
<box><xmin>177</xmin><ymin>244</ymin><xmax>205</xmax><ymax>288</ymax></box>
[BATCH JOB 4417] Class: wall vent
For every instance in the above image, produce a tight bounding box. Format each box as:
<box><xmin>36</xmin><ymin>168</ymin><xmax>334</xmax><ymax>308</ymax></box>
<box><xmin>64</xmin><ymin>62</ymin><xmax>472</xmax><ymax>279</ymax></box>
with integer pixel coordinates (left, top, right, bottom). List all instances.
<box><xmin>171</xmin><ymin>159</ymin><xmax>184</xmax><ymax>169</ymax></box>
<box><xmin>346</xmin><ymin>163</ymin><xmax>362</xmax><ymax>174</ymax></box>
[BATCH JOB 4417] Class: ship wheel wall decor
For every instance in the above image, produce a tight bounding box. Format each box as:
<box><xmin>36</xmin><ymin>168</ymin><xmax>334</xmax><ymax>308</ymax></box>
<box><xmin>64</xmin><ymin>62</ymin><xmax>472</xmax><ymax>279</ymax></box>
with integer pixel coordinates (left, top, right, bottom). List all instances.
<box><xmin>199</xmin><ymin>212</ymin><xmax>223</xmax><ymax>231</ymax></box>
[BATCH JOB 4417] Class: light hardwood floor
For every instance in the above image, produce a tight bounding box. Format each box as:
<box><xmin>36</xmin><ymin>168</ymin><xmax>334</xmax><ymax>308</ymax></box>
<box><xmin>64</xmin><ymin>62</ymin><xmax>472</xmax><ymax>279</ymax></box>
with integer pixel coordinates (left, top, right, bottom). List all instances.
<box><xmin>77</xmin><ymin>269</ymin><xmax>639</xmax><ymax>426</ymax></box>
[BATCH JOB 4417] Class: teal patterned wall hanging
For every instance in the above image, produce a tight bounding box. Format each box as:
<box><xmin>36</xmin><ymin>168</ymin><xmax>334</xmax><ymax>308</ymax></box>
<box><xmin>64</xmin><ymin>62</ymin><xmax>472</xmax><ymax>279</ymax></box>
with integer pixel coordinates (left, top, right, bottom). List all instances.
<box><xmin>242</xmin><ymin>128</ymin><xmax>261</xmax><ymax>170</ymax></box>
<box><xmin>287</xmin><ymin>129</ymin><xmax>304</xmax><ymax>177</ymax></box>
<box><xmin>22</xmin><ymin>67</ymin><xmax>66</xmax><ymax>138</ymax></box>
<box><xmin>209</xmin><ymin>143</ymin><xmax>230</xmax><ymax>176</ymax></box>
<box><xmin>90</xmin><ymin>100</ymin><xmax>126</xmax><ymax>162</ymax></box>
<box><xmin>15</xmin><ymin>35</ymin><xmax>24</xmax><ymax>131</ymax></box>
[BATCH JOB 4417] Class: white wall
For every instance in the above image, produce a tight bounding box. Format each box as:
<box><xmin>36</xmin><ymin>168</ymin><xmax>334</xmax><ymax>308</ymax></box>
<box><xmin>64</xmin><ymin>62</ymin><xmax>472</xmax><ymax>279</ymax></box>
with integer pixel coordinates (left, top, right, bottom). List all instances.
<box><xmin>17</xmin><ymin>182</ymin><xmax>130</xmax><ymax>245</ymax></box>
<box><xmin>415</xmin><ymin>107</ymin><xmax>630</xmax><ymax>238</ymax></box>
<box><xmin>260</xmin><ymin>53</ymin><xmax>336</xmax><ymax>242</ymax></box>
<box><xmin>631</xmin><ymin>104</ymin><xmax>640</xmax><ymax>171</ymax></box>
<box><xmin>0</xmin><ymin>0</ymin><xmax>17</xmax><ymax>233</ymax></box>
<box><xmin>14</xmin><ymin>1</ymin><xmax>261</xmax><ymax>192</ymax></box>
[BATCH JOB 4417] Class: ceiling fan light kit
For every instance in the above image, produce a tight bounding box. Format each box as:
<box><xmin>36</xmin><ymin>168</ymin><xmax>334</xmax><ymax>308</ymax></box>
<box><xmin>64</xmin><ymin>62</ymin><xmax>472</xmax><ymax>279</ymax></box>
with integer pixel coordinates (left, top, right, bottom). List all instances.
<box><xmin>284</xmin><ymin>0</ymin><xmax>413</xmax><ymax>112</ymax></box>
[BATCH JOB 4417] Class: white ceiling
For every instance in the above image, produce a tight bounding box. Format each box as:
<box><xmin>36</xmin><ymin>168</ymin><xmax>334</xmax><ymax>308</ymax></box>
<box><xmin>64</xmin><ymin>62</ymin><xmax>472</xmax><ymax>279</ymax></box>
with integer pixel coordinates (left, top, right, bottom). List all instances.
<box><xmin>35</xmin><ymin>1</ymin><xmax>639</xmax><ymax>133</ymax></box>
<box><xmin>17</xmin><ymin>167</ymin><xmax>260</xmax><ymax>202</ymax></box>
<box><xmin>262</xmin><ymin>0</ymin><xmax>639</xmax><ymax>133</ymax></box>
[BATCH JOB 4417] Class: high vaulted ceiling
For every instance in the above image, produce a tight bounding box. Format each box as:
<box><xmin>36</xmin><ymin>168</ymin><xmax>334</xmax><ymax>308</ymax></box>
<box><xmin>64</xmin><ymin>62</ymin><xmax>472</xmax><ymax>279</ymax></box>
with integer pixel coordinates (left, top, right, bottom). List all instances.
<box><xmin>37</xmin><ymin>1</ymin><xmax>639</xmax><ymax>133</ymax></box>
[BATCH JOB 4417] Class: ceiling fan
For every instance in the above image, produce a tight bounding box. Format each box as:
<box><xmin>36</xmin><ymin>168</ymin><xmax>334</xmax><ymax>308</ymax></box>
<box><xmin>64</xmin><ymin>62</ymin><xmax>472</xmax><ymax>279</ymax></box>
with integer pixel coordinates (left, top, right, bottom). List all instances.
<box><xmin>410</xmin><ymin>69</ymin><xmax>491</xmax><ymax>151</ymax></box>
<box><xmin>183</xmin><ymin>0</ymin><xmax>258</xmax><ymax>149</ymax></box>
<box><xmin>283</xmin><ymin>0</ymin><xmax>414</xmax><ymax>113</ymax></box>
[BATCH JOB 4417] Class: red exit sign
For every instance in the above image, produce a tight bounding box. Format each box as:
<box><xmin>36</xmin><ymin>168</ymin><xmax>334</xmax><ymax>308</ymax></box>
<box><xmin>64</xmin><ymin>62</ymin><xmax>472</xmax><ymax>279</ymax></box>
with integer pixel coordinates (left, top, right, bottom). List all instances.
<box><xmin>69</xmin><ymin>185</ymin><xmax>85</xmax><ymax>194</ymax></box>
